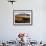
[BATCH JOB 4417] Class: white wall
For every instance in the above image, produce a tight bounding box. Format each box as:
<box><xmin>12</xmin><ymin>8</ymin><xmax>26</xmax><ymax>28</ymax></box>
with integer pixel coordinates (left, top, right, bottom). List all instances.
<box><xmin>0</xmin><ymin>0</ymin><xmax>46</xmax><ymax>42</ymax></box>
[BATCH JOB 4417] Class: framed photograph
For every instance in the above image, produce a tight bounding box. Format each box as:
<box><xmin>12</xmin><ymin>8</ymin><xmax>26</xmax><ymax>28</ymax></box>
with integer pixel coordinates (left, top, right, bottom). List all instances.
<box><xmin>13</xmin><ymin>10</ymin><xmax>32</xmax><ymax>25</ymax></box>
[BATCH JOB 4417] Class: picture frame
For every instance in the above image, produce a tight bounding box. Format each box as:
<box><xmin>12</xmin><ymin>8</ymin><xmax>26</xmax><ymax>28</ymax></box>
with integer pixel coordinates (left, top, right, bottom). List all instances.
<box><xmin>13</xmin><ymin>10</ymin><xmax>32</xmax><ymax>25</ymax></box>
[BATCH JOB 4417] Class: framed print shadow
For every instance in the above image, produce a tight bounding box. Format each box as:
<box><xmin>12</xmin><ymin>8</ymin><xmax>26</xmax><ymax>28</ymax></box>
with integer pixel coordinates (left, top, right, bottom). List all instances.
<box><xmin>13</xmin><ymin>10</ymin><xmax>32</xmax><ymax>25</ymax></box>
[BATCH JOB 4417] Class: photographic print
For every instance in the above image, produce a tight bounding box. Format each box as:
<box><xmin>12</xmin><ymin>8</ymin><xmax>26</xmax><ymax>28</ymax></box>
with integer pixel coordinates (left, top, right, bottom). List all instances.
<box><xmin>13</xmin><ymin>10</ymin><xmax>32</xmax><ymax>25</ymax></box>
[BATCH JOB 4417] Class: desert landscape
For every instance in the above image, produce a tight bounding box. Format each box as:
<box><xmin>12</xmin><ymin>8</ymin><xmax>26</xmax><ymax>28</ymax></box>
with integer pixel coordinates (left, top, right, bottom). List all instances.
<box><xmin>15</xmin><ymin>14</ymin><xmax>30</xmax><ymax>23</ymax></box>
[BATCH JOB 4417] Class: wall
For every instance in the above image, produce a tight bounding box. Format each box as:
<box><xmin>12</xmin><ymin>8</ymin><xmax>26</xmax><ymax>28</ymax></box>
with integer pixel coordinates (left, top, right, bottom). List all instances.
<box><xmin>0</xmin><ymin>0</ymin><xmax>46</xmax><ymax>42</ymax></box>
